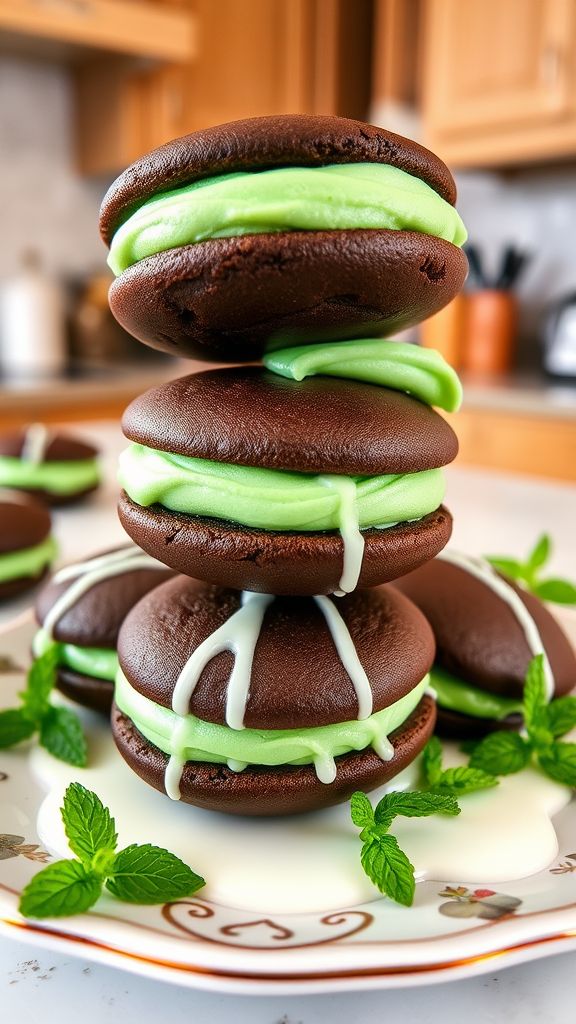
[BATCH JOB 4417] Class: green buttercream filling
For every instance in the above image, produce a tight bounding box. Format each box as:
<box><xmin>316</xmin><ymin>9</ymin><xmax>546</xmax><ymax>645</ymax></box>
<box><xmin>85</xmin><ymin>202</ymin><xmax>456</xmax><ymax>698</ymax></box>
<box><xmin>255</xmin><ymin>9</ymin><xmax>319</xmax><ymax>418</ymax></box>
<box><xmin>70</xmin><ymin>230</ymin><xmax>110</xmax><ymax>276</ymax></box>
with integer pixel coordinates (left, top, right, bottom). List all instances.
<box><xmin>431</xmin><ymin>666</ymin><xmax>524</xmax><ymax>721</ymax></box>
<box><xmin>263</xmin><ymin>340</ymin><xmax>463</xmax><ymax>412</ymax></box>
<box><xmin>107</xmin><ymin>163</ymin><xmax>467</xmax><ymax>275</ymax></box>
<box><xmin>114</xmin><ymin>669</ymin><xmax>429</xmax><ymax>770</ymax></box>
<box><xmin>0</xmin><ymin>457</ymin><xmax>100</xmax><ymax>496</ymax></box>
<box><xmin>118</xmin><ymin>444</ymin><xmax>445</xmax><ymax>532</ymax></box>
<box><xmin>0</xmin><ymin>536</ymin><xmax>57</xmax><ymax>584</ymax></box>
<box><xmin>33</xmin><ymin>628</ymin><xmax>118</xmax><ymax>682</ymax></box>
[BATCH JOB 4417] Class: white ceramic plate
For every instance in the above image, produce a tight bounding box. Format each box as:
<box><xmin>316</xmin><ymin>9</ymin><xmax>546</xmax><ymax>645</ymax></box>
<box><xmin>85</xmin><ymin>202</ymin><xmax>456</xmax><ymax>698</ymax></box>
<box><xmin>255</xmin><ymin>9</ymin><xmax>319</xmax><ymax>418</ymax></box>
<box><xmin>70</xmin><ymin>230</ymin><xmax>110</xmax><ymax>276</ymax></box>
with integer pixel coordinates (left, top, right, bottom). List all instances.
<box><xmin>1</xmin><ymin>609</ymin><xmax>576</xmax><ymax>995</ymax></box>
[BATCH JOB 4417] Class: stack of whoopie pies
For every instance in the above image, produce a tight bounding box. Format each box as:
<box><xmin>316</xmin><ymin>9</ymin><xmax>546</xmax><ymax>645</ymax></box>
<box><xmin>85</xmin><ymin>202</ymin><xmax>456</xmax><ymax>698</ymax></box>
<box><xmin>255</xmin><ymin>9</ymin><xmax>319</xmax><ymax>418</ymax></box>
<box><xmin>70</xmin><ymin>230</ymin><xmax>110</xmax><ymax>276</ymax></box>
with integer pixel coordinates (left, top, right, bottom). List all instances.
<box><xmin>99</xmin><ymin>114</ymin><xmax>468</xmax><ymax>816</ymax></box>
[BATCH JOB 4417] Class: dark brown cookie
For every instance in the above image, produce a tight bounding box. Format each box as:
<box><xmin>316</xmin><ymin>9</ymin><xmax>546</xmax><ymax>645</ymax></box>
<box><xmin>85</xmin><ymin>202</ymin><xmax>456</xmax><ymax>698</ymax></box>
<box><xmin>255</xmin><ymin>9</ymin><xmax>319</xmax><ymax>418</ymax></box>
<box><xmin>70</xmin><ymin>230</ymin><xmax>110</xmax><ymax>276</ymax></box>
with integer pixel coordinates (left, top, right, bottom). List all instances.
<box><xmin>118</xmin><ymin>494</ymin><xmax>453</xmax><ymax>596</ymax></box>
<box><xmin>111</xmin><ymin>695</ymin><xmax>436</xmax><ymax>816</ymax></box>
<box><xmin>0</xmin><ymin>429</ymin><xmax>97</xmax><ymax>461</ymax></box>
<box><xmin>0</xmin><ymin>492</ymin><xmax>51</xmax><ymax>555</ymax></box>
<box><xmin>122</xmin><ymin>367</ymin><xmax>458</xmax><ymax>475</ymax></box>
<box><xmin>0</xmin><ymin>568</ymin><xmax>51</xmax><ymax>603</ymax></box>
<box><xmin>108</xmin><ymin>230</ymin><xmax>468</xmax><ymax>361</ymax></box>
<box><xmin>100</xmin><ymin>115</ymin><xmax>458</xmax><ymax>243</ymax></box>
<box><xmin>395</xmin><ymin>556</ymin><xmax>576</xmax><ymax>699</ymax></box>
<box><xmin>118</xmin><ymin>576</ymin><xmax>435</xmax><ymax>727</ymax></box>
<box><xmin>436</xmin><ymin>706</ymin><xmax>523</xmax><ymax>741</ymax></box>
<box><xmin>56</xmin><ymin>668</ymin><xmax>114</xmax><ymax>716</ymax></box>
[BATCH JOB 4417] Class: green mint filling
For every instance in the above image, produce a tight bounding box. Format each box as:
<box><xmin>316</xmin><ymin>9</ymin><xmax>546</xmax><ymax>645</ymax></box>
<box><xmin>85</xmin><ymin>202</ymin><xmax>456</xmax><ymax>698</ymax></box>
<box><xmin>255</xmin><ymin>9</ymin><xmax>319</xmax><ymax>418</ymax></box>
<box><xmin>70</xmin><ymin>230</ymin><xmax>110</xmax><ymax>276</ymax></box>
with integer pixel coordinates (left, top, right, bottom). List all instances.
<box><xmin>108</xmin><ymin>162</ymin><xmax>467</xmax><ymax>275</ymax></box>
<box><xmin>0</xmin><ymin>457</ymin><xmax>100</xmax><ymax>496</ymax></box>
<box><xmin>263</xmin><ymin>339</ymin><xmax>463</xmax><ymax>412</ymax></box>
<box><xmin>118</xmin><ymin>444</ymin><xmax>445</xmax><ymax>532</ymax></box>
<box><xmin>431</xmin><ymin>666</ymin><xmax>524</xmax><ymax>720</ymax></box>
<box><xmin>33</xmin><ymin>628</ymin><xmax>118</xmax><ymax>682</ymax></box>
<box><xmin>114</xmin><ymin>669</ymin><xmax>429</xmax><ymax>771</ymax></box>
<box><xmin>0</xmin><ymin>535</ymin><xmax>57</xmax><ymax>584</ymax></box>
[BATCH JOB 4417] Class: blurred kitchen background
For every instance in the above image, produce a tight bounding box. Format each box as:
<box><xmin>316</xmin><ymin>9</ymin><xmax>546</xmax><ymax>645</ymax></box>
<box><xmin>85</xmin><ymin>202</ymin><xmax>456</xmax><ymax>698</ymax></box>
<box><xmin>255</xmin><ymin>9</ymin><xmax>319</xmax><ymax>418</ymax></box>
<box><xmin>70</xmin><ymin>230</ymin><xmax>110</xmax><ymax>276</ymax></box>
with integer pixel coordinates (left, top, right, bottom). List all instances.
<box><xmin>0</xmin><ymin>0</ymin><xmax>575</xmax><ymax>481</ymax></box>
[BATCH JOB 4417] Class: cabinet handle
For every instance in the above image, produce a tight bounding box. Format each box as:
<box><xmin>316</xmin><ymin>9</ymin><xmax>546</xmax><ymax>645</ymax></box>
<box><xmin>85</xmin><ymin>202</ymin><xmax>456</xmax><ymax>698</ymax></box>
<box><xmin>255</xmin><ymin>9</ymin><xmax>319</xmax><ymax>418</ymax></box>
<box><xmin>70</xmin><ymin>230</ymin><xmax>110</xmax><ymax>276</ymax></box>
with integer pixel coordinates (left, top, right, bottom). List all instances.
<box><xmin>540</xmin><ymin>45</ymin><xmax>562</xmax><ymax>87</ymax></box>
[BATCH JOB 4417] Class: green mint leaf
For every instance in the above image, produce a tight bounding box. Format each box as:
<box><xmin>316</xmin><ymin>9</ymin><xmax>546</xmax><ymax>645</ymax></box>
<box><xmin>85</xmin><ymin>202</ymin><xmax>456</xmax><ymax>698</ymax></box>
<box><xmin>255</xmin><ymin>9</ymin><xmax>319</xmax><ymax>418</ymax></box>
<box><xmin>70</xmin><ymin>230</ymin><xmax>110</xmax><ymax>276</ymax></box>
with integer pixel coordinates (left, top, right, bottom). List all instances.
<box><xmin>460</xmin><ymin>738</ymin><xmax>480</xmax><ymax>755</ymax></box>
<box><xmin>538</xmin><ymin>742</ymin><xmax>576</xmax><ymax>787</ymax></box>
<box><xmin>545</xmin><ymin>697</ymin><xmax>576</xmax><ymax>739</ymax></box>
<box><xmin>523</xmin><ymin>655</ymin><xmax>548</xmax><ymax>733</ymax></box>
<box><xmin>61</xmin><ymin>783</ymin><xmax>117</xmax><ymax>864</ymax></box>
<box><xmin>360</xmin><ymin>833</ymin><xmax>415</xmax><ymax>906</ymax></box>
<box><xmin>431</xmin><ymin>765</ymin><xmax>498</xmax><ymax>796</ymax></box>
<box><xmin>350</xmin><ymin>791</ymin><xmax>374</xmax><ymax>829</ymax></box>
<box><xmin>374</xmin><ymin>790</ymin><xmax>460</xmax><ymax>830</ymax></box>
<box><xmin>533</xmin><ymin>579</ymin><xmax>576</xmax><ymax>606</ymax></box>
<box><xmin>39</xmin><ymin>706</ymin><xmax>87</xmax><ymax>767</ymax></box>
<box><xmin>19</xmin><ymin>860</ymin><xmax>102</xmax><ymax>919</ymax></box>
<box><xmin>528</xmin><ymin>534</ymin><xmax>551</xmax><ymax>572</ymax></box>
<box><xmin>106</xmin><ymin>844</ymin><xmax>205</xmax><ymax>904</ymax></box>
<box><xmin>469</xmin><ymin>731</ymin><xmax>531</xmax><ymax>776</ymax></box>
<box><xmin>486</xmin><ymin>557</ymin><xmax>527</xmax><ymax>582</ymax></box>
<box><xmin>20</xmin><ymin>647</ymin><xmax>58</xmax><ymax>722</ymax></box>
<box><xmin>0</xmin><ymin>708</ymin><xmax>36</xmax><ymax>748</ymax></box>
<box><xmin>421</xmin><ymin>736</ymin><xmax>443</xmax><ymax>786</ymax></box>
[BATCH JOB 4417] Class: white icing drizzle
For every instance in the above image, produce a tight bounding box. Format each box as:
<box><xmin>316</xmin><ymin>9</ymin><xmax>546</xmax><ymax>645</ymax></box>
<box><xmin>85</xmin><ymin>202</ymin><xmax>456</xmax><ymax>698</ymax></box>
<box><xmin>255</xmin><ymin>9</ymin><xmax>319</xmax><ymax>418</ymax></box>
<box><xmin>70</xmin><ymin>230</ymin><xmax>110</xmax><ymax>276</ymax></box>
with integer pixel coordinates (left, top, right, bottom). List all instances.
<box><xmin>318</xmin><ymin>475</ymin><xmax>365</xmax><ymax>595</ymax></box>
<box><xmin>313</xmin><ymin>596</ymin><xmax>373</xmax><ymax>719</ymax></box>
<box><xmin>438</xmin><ymin>549</ymin><xmax>555</xmax><ymax>699</ymax></box>
<box><xmin>164</xmin><ymin>719</ymin><xmax>189</xmax><ymax>801</ymax></box>
<box><xmin>43</xmin><ymin>544</ymin><xmax>166</xmax><ymax>640</ymax></box>
<box><xmin>21</xmin><ymin>423</ymin><xmax>50</xmax><ymax>464</ymax></box>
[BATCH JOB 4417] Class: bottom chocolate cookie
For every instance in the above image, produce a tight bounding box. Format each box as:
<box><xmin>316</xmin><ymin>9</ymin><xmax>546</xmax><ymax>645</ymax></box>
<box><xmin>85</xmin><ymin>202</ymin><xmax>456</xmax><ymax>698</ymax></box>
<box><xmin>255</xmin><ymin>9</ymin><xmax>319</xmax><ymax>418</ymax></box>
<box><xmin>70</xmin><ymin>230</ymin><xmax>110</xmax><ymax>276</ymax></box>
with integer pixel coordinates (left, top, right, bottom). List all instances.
<box><xmin>57</xmin><ymin>668</ymin><xmax>114</xmax><ymax>716</ymax></box>
<box><xmin>112</xmin><ymin>696</ymin><xmax>436</xmax><ymax>816</ymax></box>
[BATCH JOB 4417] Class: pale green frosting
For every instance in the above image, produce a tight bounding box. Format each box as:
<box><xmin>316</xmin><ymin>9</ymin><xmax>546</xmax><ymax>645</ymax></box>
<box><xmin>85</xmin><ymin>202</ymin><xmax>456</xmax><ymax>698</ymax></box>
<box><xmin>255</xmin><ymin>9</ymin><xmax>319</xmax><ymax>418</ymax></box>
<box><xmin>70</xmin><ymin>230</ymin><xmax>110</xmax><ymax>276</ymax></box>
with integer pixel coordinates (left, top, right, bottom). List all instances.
<box><xmin>0</xmin><ymin>536</ymin><xmax>57</xmax><ymax>584</ymax></box>
<box><xmin>118</xmin><ymin>444</ymin><xmax>445</xmax><ymax>533</ymax></box>
<box><xmin>33</xmin><ymin>628</ymin><xmax>118</xmax><ymax>682</ymax></box>
<box><xmin>0</xmin><ymin>457</ymin><xmax>100</xmax><ymax>496</ymax></box>
<box><xmin>108</xmin><ymin>163</ymin><xmax>467</xmax><ymax>275</ymax></box>
<box><xmin>115</xmin><ymin>669</ymin><xmax>428</xmax><ymax>772</ymax></box>
<box><xmin>431</xmin><ymin>666</ymin><xmax>523</xmax><ymax>720</ymax></box>
<box><xmin>263</xmin><ymin>340</ymin><xmax>463</xmax><ymax>413</ymax></box>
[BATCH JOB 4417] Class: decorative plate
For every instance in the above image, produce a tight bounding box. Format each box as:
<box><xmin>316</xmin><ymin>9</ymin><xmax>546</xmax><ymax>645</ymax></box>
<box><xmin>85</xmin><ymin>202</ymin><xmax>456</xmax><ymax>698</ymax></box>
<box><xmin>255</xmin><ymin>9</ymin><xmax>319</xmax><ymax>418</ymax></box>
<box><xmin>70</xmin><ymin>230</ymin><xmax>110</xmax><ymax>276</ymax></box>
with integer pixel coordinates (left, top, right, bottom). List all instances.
<box><xmin>1</xmin><ymin>609</ymin><xmax>576</xmax><ymax>995</ymax></box>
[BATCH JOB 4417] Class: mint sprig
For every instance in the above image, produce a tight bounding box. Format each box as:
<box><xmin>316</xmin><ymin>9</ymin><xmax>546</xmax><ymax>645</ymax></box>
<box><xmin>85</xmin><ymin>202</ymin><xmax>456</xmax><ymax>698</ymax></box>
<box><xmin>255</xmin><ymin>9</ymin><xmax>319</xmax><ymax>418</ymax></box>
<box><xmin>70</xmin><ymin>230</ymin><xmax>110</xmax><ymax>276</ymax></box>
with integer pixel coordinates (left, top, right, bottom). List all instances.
<box><xmin>350</xmin><ymin>789</ymin><xmax>460</xmax><ymax>906</ymax></box>
<box><xmin>487</xmin><ymin>534</ymin><xmax>576</xmax><ymax>605</ymax></box>
<box><xmin>467</xmin><ymin>655</ymin><xmax>576</xmax><ymax>787</ymax></box>
<box><xmin>0</xmin><ymin>649</ymin><xmax>86</xmax><ymax>767</ymax></box>
<box><xmin>421</xmin><ymin>736</ymin><xmax>498</xmax><ymax>795</ymax></box>
<box><xmin>19</xmin><ymin>783</ymin><xmax>205</xmax><ymax>919</ymax></box>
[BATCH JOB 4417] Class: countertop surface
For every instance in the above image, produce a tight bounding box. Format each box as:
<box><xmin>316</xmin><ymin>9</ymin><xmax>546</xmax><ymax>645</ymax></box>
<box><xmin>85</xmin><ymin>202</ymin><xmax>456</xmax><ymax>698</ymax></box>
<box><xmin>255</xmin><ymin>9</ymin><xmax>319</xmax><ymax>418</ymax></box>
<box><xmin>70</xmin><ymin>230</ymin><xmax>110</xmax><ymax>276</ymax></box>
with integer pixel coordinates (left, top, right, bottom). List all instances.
<box><xmin>1</xmin><ymin>422</ymin><xmax>576</xmax><ymax>1020</ymax></box>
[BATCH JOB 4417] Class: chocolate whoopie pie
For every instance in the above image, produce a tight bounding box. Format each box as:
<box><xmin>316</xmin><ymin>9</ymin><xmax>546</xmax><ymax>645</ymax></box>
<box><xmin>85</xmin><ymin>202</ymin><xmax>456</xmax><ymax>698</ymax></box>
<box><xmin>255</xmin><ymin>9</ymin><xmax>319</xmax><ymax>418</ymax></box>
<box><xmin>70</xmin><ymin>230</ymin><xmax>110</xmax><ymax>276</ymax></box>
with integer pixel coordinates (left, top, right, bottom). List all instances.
<box><xmin>100</xmin><ymin>114</ymin><xmax>468</xmax><ymax>360</ymax></box>
<box><xmin>0</xmin><ymin>491</ymin><xmax>56</xmax><ymax>600</ymax></box>
<box><xmin>112</xmin><ymin>575</ymin><xmax>437</xmax><ymax>815</ymax></box>
<box><xmin>395</xmin><ymin>551</ymin><xmax>576</xmax><ymax>738</ymax></box>
<box><xmin>0</xmin><ymin>425</ymin><xmax>100</xmax><ymax>505</ymax></box>
<box><xmin>34</xmin><ymin>545</ymin><xmax>173</xmax><ymax>713</ymax></box>
<box><xmin>118</xmin><ymin>365</ymin><xmax>458</xmax><ymax>595</ymax></box>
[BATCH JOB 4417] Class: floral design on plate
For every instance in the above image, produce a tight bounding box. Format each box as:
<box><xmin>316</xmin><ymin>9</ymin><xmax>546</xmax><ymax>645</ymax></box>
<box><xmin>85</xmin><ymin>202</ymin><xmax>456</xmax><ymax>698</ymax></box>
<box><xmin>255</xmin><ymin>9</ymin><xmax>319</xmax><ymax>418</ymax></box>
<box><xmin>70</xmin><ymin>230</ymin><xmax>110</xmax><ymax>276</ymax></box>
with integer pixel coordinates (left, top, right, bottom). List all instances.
<box><xmin>550</xmin><ymin>853</ymin><xmax>576</xmax><ymax>874</ymax></box>
<box><xmin>438</xmin><ymin>886</ymin><xmax>522</xmax><ymax>920</ymax></box>
<box><xmin>0</xmin><ymin>835</ymin><xmax>50</xmax><ymax>863</ymax></box>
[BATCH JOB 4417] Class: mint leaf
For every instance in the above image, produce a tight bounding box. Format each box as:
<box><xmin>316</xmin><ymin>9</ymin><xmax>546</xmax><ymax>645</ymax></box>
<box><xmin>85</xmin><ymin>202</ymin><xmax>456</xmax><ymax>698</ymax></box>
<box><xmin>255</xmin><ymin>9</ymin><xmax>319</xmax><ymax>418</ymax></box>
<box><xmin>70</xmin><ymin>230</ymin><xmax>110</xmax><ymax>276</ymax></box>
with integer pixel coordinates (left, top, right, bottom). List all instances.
<box><xmin>538</xmin><ymin>742</ymin><xmax>576</xmax><ymax>786</ymax></box>
<box><xmin>61</xmin><ymin>783</ymin><xmax>117</xmax><ymax>864</ymax></box>
<box><xmin>19</xmin><ymin>860</ymin><xmax>102</xmax><ymax>919</ymax></box>
<box><xmin>39</xmin><ymin>707</ymin><xmax>87</xmax><ymax>767</ymax></box>
<box><xmin>374</xmin><ymin>790</ymin><xmax>459</xmax><ymax>829</ymax></box>
<box><xmin>486</xmin><ymin>557</ymin><xmax>526</xmax><ymax>581</ymax></box>
<box><xmin>106</xmin><ymin>845</ymin><xmax>205</xmax><ymax>904</ymax></box>
<box><xmin>350</xmin><ymin>791</ymin><xmax>374</xmax><ymax>829</ymax></box>
<box><xmin>20</xmin><ymin>647</ymin><xmax>58</xmax><ymax>722</ymax></box>
<box><xmin>421</xmin><ymin>737</ymin><xmax>443</xmax><ymax>786</ymax></box>
<box><xmin>0</xmin><ymin>708</ymin><xmax>36</xmax><ymax>748</ymax></box>
<box><xmin>545</xmin><ymin>697</ymin><xmax>576</xmax><ymax>739</ymax></box>
<box><xmin>534</xmin><ymin>579</ymin><xmax>576</xmax><ymax>605</ymax></box>
<box><xmin>431</xmin><ymin>765</ymin><xmax>498</xmax><ymax>796</ymax></box>
<box><xmin>528</xmin><ymin>534</ymin><xmax>551</xmax><ymax>572</ymax></box>
<box><xmin>469</xmin><ymin>731</ymin><xmax>531</xmax><ymax>775</ymax></box>
<box><xmin>523</xmin><ymin>655</ymin><xmax>548</xmax><ymax>734</ymax></box>
<box><xmin>360</xmin><ymin>833</ymin><xmax>415</xmax><ymax>906</ymax></box>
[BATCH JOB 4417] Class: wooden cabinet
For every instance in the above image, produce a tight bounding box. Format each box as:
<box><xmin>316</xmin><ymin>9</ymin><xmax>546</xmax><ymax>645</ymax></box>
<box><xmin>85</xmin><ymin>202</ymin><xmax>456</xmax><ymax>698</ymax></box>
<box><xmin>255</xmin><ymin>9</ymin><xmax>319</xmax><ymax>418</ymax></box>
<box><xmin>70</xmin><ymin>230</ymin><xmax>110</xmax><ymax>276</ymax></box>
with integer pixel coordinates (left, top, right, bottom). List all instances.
<box><xmin>422</xmin><ymin>0</ymin><xmax>576</xmax><ymax>167</ymax></box>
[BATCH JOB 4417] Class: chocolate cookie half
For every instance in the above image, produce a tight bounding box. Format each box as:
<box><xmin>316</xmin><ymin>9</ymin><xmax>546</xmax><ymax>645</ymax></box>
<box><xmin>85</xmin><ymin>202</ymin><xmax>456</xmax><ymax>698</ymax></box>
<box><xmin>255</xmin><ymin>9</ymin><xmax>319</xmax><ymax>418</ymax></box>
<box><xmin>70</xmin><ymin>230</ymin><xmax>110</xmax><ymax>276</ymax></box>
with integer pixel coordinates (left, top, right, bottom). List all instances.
<box><xmin>113</xmin><ymin>576</ymin><xmax>436</xmax><ymax>815</ymax></box>
<box><xmin>34</xmin><ymin>545</ymin><xmax>173</xmax><ymax>713</ymax></box>
<box><xmin>119</xmin><ymin>365</ymin><xmax>458</xmax><ymax>595</ymax></box>
<box><xmin>395</xmin><ymin>551</ymin><xmax>576</xmax><ymax>738</ymax></box>
<box><xmin>0</xmin><ymin>425</ymin><xmax>100</xmax><ymax>505</ymax></box>
<box><xmin>101</xmin><ymin>114</ymin><xmax>468</xmax><ymax>360</ymax></box>
<box><xmin>0</xmin><ymin>491</ymin><xmax>56</xmax><ymax>600</ymax></box>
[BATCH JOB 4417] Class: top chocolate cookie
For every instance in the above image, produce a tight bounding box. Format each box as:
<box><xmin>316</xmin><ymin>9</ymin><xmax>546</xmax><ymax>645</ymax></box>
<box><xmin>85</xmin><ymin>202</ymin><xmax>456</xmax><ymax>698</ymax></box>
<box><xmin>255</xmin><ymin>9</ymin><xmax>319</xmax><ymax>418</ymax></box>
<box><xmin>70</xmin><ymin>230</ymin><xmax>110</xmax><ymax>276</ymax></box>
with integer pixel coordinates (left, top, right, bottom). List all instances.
<box><xmin>101</xmin><ymin>115</ymin><xmax>468</xmax><ymax>361</ymax></box>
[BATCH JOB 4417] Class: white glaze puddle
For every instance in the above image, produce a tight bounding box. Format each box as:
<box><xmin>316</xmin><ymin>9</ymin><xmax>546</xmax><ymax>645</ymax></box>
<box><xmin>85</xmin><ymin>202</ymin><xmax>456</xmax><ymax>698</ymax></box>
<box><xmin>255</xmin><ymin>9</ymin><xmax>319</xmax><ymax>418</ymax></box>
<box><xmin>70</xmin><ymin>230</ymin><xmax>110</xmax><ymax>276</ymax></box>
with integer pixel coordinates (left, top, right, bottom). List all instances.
<box><xmin>31</xmin><ymin>729</ymin><xmax>571</xmax><ymax>916</ymax></box>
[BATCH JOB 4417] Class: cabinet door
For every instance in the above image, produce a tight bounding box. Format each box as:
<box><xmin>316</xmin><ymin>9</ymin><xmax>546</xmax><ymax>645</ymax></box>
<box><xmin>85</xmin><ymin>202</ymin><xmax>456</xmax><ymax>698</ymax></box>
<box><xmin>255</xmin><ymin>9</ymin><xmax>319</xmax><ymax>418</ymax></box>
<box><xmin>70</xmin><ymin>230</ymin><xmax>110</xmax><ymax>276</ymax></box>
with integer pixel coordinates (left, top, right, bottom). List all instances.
<box><xmin>424</xmin><ymin>0</ymin><xmax>574</xmax><ymax>136</ymax></box>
